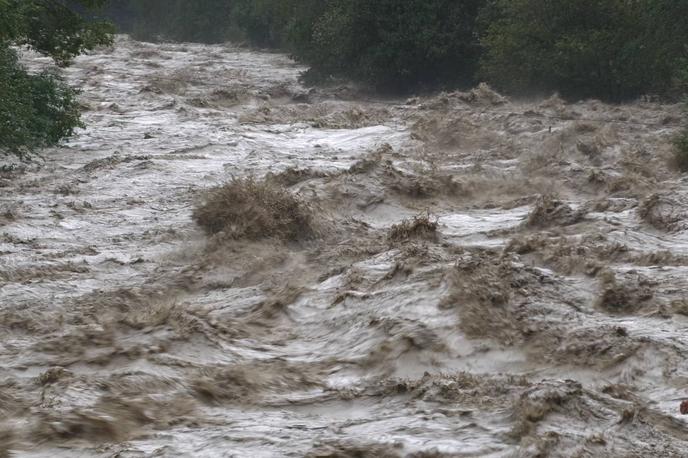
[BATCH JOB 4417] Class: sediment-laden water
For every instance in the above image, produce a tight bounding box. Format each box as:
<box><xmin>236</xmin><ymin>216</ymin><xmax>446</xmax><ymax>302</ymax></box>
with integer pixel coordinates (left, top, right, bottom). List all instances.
<box><xmin>2</xmin><ymin>36</ymin><xmax>688</xmax><ymax>457</ymax></box>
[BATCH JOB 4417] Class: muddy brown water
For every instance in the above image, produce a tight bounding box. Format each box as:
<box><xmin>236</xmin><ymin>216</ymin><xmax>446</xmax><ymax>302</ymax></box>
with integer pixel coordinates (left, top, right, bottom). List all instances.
<box><xmin>2</xmin><ymin>36</ymin><xmax>688</xmax><ymax>457</ymax></box>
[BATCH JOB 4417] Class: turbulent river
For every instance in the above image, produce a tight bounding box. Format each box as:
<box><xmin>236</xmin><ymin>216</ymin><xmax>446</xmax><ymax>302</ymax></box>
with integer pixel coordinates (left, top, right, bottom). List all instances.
<box><xmin>2</xmin><ymin>36</ymin><xmax>688</xmax><ymax>457</ymax></box>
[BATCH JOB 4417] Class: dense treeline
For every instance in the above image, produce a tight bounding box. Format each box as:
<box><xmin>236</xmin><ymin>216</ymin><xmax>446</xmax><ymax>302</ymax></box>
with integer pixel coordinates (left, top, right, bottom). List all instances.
<box><xmin>480</xmin><ymin>0</ymin><xmax>688</xmax><ymax>101</ymax></box>
<box><xmin>106</xmin><ymin>0</ymin><xmax>688</xmax><ymax>101</ymax></box>
<box><xmin>2</xmin><ymin>1</ymin><xmax>688</xmax><ymax>161</ymax></box>
<box><xmin>294</xmin><ymin>0</ymin><xmax>484</xmax><ymax>91</ymax></box>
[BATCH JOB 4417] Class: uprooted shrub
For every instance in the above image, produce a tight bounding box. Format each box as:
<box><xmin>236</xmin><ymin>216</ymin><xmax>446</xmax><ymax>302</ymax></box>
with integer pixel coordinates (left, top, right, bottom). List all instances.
<box><xmin>525</xmin><ymin>194</ymin><xmax>584</xmax><ymax>228</ymax></box>
<box><xmin>192</xmin><ymin>177</ymin><xmax>315</xmax><ymax>242</ymax></box>
<box><xmin>388</xmin><ymin>214</ymin><xmax>438</xmax><ymax>242</ymax></box>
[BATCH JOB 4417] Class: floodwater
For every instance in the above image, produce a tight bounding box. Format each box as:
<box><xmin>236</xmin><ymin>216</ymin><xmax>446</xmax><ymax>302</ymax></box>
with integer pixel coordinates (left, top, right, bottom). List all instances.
<box><xmin>2</xmin><ymin>36</ymin><xmax>688</xmax><ymax>457</ymax></box>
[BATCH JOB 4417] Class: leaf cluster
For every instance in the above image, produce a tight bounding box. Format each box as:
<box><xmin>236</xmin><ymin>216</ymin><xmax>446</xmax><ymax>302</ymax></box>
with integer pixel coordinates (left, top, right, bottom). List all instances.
<box><xmin>0</xmin><ymin>0</ymin><xmax>113</xmax><ymax>159</ymax></box>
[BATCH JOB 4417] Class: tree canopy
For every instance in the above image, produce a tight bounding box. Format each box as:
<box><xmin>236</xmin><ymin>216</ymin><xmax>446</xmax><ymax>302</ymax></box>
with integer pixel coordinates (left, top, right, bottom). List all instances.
<box><xmin>106</xmin><ymin>0</ymin><xmax>688</xmax><ymax>101</ymax></box>
<box><xmin>0</xmin><ymin>0</ymin><xmax>113</xmax><ymax>159</ymax></box>
<box><xmin>479</xmin><ymin>0</ymin><xmax>688</xmax><ymax>101</ymax></box>
<box><xmin>3</xmin><ymin>0</ymin><xmax>688</xmax><ymax>161</ymax></box>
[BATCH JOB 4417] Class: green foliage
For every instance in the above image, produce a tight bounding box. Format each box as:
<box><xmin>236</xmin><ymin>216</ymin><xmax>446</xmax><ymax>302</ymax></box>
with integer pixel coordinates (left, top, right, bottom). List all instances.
<box><xmin>230</xmin><ymin>0</ymin><xmax>296</xmax><ymax>48</ymax></box>
<box><xmin>673</xmin><ymin>60</ymin><xmax>688</xmax><ymax>173</ymax></box>
<box><xmin>124</xmin><ymin>0</ymin><xmax>313</xmax><ymax>47</ymax></box>
<box><xmin>110</xmin><ymin>1</ymin><xmax>688</xmax><ymax>98</ymax></box>
<box><xmin>128</xmin><ymin>0</ymin><xmax>238</xmax><ymax>44</ymax></box>
<box><xmin>0</xmin><ymin>0</ymin><xmax>113</xmax><ymax>159</ymax></box>
<box><xmin>3</xmin><ymin>0</ymin><xmax>114</xmax><ymax>65</ymax></box>
<box><xmin>0</xmin><ymin>48</ymin><xmax>82</xmax><ymax>159</ymax></box>
<box><xmin>116</xmin><ymin>0</ymin><xmax>484</xmax><ymax>92</ymax></box>
<box><xmin>295</xmin><ymin>0</ymin><xmax>484</xmax><ymax>92</ymax></box>
<box><xmin>479</xmin><ymin>0</ymin><xmax>688</xmax><ymax>101</ymax></box>
<box><xmin>31</xmin><ymin>0</ymin><xmax>688</xmax><ymax>101</ymax></box>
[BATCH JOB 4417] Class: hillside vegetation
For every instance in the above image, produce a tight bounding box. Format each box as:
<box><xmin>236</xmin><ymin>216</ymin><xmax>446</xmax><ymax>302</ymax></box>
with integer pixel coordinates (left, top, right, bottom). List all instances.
<box><xmin>108</xmin><ymin>0</ymin><xmax>688</xmax><ymax>100</ymax></box>
<box><xmin>2</xmin><ymin>0</ymin><xmax>687</xmax><ymax>160</ymax></box>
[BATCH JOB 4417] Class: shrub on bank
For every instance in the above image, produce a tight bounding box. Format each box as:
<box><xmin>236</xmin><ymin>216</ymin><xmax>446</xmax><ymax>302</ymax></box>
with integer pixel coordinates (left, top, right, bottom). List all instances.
<box><xmin>126</xmin><ymin>0</ymin><xmax>238</xmax><ymax>44</ymax></box>
<box><xmin>293</xmin><ymin>0</ymin><xmax>484</xmax><ymax>92</ymax></box>
<box><xmin>0</xmin><ymin>1</ymin><xmax>113</xmax><ymax>159</ymax></box>
<box><xmin>110</xmin><ymin>0</ymin><xmax>688</xmax><ymax>101</ymax></box>
<box><xmin>0</xmin><ymin>48</ymin><xmax>82</xmax><ymax>160</ymax></box>
<box><xmin>479</xmin><ymin>0</ymin><xmax>688</xmax><ymax>101</ymax></box>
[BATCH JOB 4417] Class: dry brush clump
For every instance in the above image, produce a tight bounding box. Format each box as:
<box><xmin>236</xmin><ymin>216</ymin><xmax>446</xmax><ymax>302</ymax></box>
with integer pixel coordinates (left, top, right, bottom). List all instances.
<box><xmin>192</xmin><ymin>177</ymin><xmax>315</xmax><ymax>242</ymax></box>
<box><xmin>442</xmin><ymin>252</ymin><xmax>519</xmax><ymax>343</ymax></box>
<box><xmin>525</xmin><ymin>194</ymin><xmax>585</xmax><ymax>228</ymax></box>
<box><xmin>388</xmin><ymin>214</ymin><xmax>438</xmax><ymax>242</ymax></box>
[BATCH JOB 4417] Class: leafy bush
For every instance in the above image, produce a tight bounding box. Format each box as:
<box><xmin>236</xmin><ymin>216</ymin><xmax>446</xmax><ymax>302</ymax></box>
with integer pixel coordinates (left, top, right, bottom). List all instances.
<box><xmin>231</xmin><ymin>0</ymin><xmax>304</xmax><ymax>48</ymax></box>
<box><xmin>0</xmin><ymin>48</ymin><xmax>82</xmax><ymax>159</ymax></box>
<box><xmin>0</xmin><ymin>0</ymin><xmax>113</xmax><ymax>159</ymax></box>
<box><xmin>479</xmin><ymin>0</ymin><xmax>688</xmax><ymax>101</ymax></box>
<box><xmin>295</xmin><ymin>0</ymin><xmax>484</xmax><ymax>92</ymax></box>
<box><xmin>127</xmin><ymin>0</ymin><xmax>239</xmax><ymax>44</ymax></box>
<box><xmin>113</xmin><ymin>0</ymin><xmax>483</xmax><ymax>92</ymax></box>
<box><xmin>9</xmin><ymin>0</ymin><xmax>114</xmax><ymax>66</ymax></box>
<box><xmin>86</xmin><ymin>1</ymin><xmax>688</xmax><ymax>100</ymax></box>
<box><xmin>123</xmin><ymin>0</ymin><xmax>320</xmax><ymax>47</ymax></box>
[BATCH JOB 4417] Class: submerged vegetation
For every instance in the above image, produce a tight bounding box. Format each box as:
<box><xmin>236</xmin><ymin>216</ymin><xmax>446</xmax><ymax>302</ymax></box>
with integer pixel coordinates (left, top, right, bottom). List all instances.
<box><xmin>388</xmin><ymin>214</ymin><xmax>439</xmax><ymax>242</ymax></box>
<box><xmin>192</xmin><ymin>177</ymin><xmax>315</xmax><ymax>242</ymax></box>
